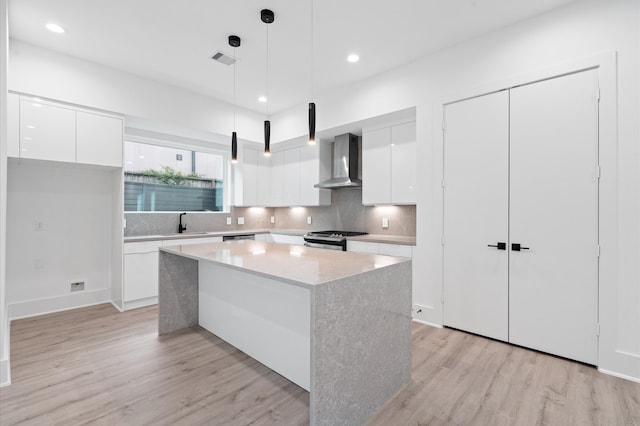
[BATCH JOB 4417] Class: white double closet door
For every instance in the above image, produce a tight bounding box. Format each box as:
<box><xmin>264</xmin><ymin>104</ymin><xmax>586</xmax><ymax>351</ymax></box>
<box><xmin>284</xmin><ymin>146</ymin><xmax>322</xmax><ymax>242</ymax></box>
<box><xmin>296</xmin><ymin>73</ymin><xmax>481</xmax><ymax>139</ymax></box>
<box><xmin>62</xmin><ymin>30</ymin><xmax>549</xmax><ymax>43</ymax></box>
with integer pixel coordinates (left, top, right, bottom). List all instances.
<box><xmin>443</xmin><ymin>69</ymin><xmax>599</xmax><ymax>365</ymax></box>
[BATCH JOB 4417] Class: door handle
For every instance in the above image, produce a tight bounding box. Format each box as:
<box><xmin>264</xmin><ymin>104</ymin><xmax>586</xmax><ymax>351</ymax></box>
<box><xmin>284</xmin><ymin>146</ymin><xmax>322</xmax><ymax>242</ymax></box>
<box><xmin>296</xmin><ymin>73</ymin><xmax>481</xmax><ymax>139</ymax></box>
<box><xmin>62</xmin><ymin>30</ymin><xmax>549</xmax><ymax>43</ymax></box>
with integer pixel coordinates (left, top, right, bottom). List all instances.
<box><xmin>487</xmin><ymin>242</ymin><xmax>506</xmax><ymax>250</ymax></box>
<box><xmin>511</xmin><ymin>243</ymin><xmax>529</xmax><ymax>251</ymax></box>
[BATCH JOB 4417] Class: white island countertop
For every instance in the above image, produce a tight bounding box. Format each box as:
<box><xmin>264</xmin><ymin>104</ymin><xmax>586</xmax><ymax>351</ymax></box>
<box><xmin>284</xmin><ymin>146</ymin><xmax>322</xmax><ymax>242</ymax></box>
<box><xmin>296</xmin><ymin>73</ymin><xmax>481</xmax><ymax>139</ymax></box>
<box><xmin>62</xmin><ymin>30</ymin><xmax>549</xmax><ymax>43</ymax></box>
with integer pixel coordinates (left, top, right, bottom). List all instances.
<box><xmin>160</xmin><ymin>240</ymin><xmax>409</xmax><ymax>288</ymax></box>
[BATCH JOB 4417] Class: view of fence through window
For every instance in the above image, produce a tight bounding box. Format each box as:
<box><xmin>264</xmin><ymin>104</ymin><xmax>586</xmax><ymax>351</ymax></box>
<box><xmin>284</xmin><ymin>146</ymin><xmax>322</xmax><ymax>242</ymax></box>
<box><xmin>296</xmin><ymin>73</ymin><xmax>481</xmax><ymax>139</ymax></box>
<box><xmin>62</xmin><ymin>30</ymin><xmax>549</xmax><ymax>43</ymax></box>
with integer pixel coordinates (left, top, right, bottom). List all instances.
<box><xmin>124</xmin><ymin>141</ymin><xmax>226</xmax><ymax>212</ymax></box>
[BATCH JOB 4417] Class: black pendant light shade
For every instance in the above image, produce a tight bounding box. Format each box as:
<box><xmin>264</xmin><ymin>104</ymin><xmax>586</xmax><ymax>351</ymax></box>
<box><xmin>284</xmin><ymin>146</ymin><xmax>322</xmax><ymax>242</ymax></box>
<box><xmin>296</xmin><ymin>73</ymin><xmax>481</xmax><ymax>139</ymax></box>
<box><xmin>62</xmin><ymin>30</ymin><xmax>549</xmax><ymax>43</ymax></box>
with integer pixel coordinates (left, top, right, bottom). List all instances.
<box><xmin>231</xmin><ymin>131</ymin><xmax>238</xmax><ymax>163</ymax></box>
<box><xmin>264</xmin><ymin>120</ymin><xmax>271</xmax><ymax>156</ymax></box>
<box><xmin>308</xmin><ymin>102</ymin><xmax>316</xmax><ymax>145</ymax></box>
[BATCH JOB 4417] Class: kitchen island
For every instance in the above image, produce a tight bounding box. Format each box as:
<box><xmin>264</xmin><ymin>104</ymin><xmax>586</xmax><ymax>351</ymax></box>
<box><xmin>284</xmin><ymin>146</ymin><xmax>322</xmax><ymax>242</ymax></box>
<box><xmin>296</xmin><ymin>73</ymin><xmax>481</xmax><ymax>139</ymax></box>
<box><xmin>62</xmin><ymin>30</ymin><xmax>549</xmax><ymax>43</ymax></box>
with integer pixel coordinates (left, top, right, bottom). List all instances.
<box><xmin>158</xmin><ymin>240</ymin><xmax>411</xmax><ymax>425</ymax></box>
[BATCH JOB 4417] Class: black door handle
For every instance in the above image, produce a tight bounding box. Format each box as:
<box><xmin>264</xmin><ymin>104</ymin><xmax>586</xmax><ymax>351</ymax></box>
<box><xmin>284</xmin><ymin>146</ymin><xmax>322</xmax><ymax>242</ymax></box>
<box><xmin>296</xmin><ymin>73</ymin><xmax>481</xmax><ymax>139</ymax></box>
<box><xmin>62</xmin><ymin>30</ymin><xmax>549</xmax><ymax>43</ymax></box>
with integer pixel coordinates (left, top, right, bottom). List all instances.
<box><xmin>487</xmin><ymin>242</ymin><xmax>506</xmax><ymax>250</ymax></box>
<box><xmin>511</xmin><ymin>243</ymin><xmax>529</xmax><ymax>251</ymax></box>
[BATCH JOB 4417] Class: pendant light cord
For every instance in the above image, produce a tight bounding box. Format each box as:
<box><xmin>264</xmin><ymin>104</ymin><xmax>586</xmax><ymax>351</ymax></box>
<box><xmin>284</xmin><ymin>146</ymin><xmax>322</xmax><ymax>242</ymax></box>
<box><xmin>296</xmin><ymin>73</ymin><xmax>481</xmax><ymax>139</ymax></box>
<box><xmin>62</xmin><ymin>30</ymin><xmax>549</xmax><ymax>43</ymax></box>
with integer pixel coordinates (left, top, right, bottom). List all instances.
<box><xmin>266</xmin><ymin>24</ymin><xmax>269</xmax><ymax>118</ymax></box>
<box><xmin>233</xmin><ymin>46</ymin><xmax>236</xmax><ymax>131</ymax></box>
<box><xmin>311</xmin><ymin>0</ymin><xmax>314</xmax><ymax>100</ymax></box>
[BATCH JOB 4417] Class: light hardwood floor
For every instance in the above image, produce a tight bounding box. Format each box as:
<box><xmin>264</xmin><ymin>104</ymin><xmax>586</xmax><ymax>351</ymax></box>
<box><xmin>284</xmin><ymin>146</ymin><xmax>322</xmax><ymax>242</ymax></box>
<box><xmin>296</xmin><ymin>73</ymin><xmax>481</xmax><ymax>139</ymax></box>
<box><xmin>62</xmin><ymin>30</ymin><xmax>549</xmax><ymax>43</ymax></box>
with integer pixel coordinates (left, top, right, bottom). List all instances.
<box><xmin>1</xmin><ymin>304</ymin><xmax>638</xmax><ymax>425</ymax></box>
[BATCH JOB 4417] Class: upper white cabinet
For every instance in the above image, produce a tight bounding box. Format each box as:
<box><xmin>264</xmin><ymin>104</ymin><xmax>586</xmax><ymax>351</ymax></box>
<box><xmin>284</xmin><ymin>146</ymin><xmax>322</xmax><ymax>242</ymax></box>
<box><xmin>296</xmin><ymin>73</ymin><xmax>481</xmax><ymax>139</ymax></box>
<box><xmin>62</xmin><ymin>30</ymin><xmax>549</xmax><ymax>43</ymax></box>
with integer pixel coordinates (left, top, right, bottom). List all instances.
<box><xmin>8</xmin><ymin>93</ymin><xmax>123</xmax><ymax>168</ymax></box>
<box><xmin>270</xmin><ymin>150</ymin><xmax>285</xmax><ymax>207</ymax></box>
<box><xmin>7</xmin><ymin>92</ymin><xmax>20</xmax><ymax>158</ymax></box>
<box><xmin>283</xmin><ymin>148</ymin><xmax>301</xmax><ymax>206</ymax></box>
<box><xmin>300</xmin><ymin>144</ymin><xmax>331</xmax><ymax>206</ymax></box>
<box><xmin>236</xmin><ymin>142</ymin><xmax>330</xmax><ymax>208</ymax></box>
<box><xmin>390</xmin><ymin>122</ymin><xmax>417</xmax><ymax>204</ymax></box>
<box><xmin>362</xmin><ymin>121</ymin><xmax>416</xmax><ymax>205</ymax></box>
<box><xmin>19</xmin><ymin>99</ymin><xmax>76</xmax><ymax>163</ymax></box>
<box><xmin>236</xmin><ymin>147</ymin><xmax>259</xmax><ymax>207</ymax></box>
<box><xmin>76</xmin><ymin>111</ymin><xmax>123</xmax><ymax>167</ymax></box>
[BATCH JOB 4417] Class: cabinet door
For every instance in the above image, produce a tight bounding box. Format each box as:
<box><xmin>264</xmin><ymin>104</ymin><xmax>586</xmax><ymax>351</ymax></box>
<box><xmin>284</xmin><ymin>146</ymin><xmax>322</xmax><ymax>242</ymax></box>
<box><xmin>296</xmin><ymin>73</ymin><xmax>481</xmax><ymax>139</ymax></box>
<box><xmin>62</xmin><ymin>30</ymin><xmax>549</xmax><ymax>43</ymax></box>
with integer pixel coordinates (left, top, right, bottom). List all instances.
<box><xmin>283</xmin><ymin>148</ymin><xmax>301</xmax><ymax>206</ymax></box>
<box><xmin>257</xmin><ymin>152</ymin><xmax>271</xmax><ymax>206</ymax></box>
<box><xmin>509</xmin><ymin>69</ymin><xmax>598</xmax><ymax>365</ymax></box>
<box><xmin>20</xmin><ymin>100</ymin><xmax>76</xmax><ymax>163</ymax></box>
<box><xmin>299</xmin><ymin>145</ymin><xmax>329</xmax><ymax>206</ymax></box>
<box><xmin>378</xmin><ymin>243</ymin><xmax>412</xmax><ymax>258</ymax></box>
<box><xmin>7</xmin><ymin>93</ymin><xmax>19</xmax><ymax>158</ymax></box>
<box><xmin>76</xmin><ymin>111</ymin><xmax>123</xmax><ymax>167</ymax></box>
<box><xmin>240</xmin><ymin>147</ymin><xmax>259</xmax><ymax>206</ymax></box>
<box><xmin>269</xmin><ymin>151</ymin><xmax>285</xmax><ymax>207</ymax></box>
<box><xmin>443</xmin><ymin>90</ymin><xmax>509</xmax><ymax>342</ymax></box>
<box><xmin>163</xmin><ymin>236</ymin><xmax>223</xmax><ymax>246</ymax></box>
<box><xmin>124</xmin><ymin>251</ymin><xmax>159</xmax><ymax>301</ymax></box>
<box><xmin>362</xmin><ymin>127</ymin><xmax>391</xmax><ymax>205</ymax></box>
<box><xmin>391</xmin><ymin>122</ymin><xmax>416</xmax><ymax>204</ymax></box>
<box><xmin>346</xmin><ymin>241</ymin><xmax>379</xmax><ymax>255</ymax></box>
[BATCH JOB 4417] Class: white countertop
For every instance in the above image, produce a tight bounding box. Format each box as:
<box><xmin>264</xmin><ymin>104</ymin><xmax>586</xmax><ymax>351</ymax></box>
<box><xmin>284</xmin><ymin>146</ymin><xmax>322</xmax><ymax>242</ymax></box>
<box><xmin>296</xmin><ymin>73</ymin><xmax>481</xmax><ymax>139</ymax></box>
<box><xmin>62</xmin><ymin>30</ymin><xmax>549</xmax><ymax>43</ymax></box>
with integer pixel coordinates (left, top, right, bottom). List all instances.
<box><xmin>160</xmin><ymin>240</ymin><xmax>410</xmax><ymax>288</ymax></box>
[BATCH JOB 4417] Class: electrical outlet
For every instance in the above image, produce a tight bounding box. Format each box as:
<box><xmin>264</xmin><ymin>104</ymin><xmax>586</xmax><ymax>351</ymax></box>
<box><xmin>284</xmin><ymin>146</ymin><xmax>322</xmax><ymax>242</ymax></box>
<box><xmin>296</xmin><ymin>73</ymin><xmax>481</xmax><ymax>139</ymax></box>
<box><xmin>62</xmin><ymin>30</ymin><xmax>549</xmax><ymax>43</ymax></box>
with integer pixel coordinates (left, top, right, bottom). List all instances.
<box><xmin>307</xmin><ymin>216</ymin><xmax>312</xmax><ymax>225</ymax></box>
<box><xmin>237</xmin><ymin>216</ymin><xmax>245</xmax><ymax>225</ymax></box>
<box><xmin>382</xmin><ymin>217</ymin><xmax>389</xmax><ymax>228</ymax></box>
<box><xmin>71</xmin><ymin>281</ymin><xmax>85</xmax><ymax>292</ymax></box>
<box><xmin>226</xmin><ymin>217</ymin><xmax>232</xmax><ymax>225</ymax></box>
<box><xmin>34</xmin><ymin>221</ymin><xmax>44</xmax><ymax>231</ymax></box>
<box><xmin>270</xmin><ymin>216</ymin><xmax>275</xmax><ymax>224</ymax></box>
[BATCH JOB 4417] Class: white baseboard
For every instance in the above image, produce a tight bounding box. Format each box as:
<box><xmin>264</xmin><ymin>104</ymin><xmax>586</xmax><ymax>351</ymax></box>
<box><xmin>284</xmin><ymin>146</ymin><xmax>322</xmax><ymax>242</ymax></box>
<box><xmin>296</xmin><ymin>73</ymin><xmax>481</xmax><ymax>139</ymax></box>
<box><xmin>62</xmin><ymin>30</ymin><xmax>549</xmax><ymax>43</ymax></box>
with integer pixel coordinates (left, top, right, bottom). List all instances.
<box><xmin>598</xmin><ymin>368</ymin><xmax>640</xmax><ymax>384</ymax></box>
<box><xmin>123</xmin><ymin>296</ymin><xmax>157</xmax><ymax>311</ymax></box>
<box><xmin>412</xmin><ymin>318</ymin><xmax>443</xmax><ymax>328</ymax></box>
<box><xmin>7</xmin><ymin>289</ymin><xmax>111</xmax><ymax>320</ymax></box>
<box><xmin>0</xmin><ymin>358</ymin><xmax>10</xmax><ymax>387</ymax></box>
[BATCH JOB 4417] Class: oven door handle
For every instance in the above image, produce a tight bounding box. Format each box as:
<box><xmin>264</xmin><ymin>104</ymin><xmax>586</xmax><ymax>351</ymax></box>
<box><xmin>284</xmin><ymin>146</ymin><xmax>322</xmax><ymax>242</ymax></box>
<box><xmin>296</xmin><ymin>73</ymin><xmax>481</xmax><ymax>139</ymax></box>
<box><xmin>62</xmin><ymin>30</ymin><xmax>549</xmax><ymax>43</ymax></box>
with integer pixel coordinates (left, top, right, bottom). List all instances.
<box><xmin>304</xmin><ymin>241</ymin><xmax>345</xmax><ymax>251</ymax></box>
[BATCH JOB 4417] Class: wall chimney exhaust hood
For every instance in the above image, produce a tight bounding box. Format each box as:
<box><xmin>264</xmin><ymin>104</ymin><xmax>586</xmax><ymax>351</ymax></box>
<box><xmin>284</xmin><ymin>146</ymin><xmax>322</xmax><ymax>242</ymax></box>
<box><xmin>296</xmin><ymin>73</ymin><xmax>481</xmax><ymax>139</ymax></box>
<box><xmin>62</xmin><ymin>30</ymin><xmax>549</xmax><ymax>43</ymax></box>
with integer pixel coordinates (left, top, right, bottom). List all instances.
<box><xmin>314</xmin><ymin>133</ymin><xmax>361</xmax><ymax>189</ymax></box>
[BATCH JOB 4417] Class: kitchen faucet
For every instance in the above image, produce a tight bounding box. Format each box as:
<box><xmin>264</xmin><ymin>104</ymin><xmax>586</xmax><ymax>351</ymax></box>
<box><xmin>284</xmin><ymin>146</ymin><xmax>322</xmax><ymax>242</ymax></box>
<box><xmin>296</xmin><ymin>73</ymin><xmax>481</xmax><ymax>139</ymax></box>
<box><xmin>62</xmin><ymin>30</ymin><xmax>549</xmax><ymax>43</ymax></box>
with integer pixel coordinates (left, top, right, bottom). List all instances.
<box><xmin>178</xmin><ymin>212</ymin><xmax>187</xmax><ymax>233</ymax></box>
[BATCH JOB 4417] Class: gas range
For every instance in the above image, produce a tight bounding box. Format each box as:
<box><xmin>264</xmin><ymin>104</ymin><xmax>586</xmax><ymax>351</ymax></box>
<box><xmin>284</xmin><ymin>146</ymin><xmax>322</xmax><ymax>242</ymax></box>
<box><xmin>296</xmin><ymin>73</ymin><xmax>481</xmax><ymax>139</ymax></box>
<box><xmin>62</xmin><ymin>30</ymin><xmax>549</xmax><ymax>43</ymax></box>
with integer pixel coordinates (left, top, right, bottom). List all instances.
<box><xmin>303</xmin><ymin>230</ymin><xmax>368</xmax><ymax>251</ymax></box>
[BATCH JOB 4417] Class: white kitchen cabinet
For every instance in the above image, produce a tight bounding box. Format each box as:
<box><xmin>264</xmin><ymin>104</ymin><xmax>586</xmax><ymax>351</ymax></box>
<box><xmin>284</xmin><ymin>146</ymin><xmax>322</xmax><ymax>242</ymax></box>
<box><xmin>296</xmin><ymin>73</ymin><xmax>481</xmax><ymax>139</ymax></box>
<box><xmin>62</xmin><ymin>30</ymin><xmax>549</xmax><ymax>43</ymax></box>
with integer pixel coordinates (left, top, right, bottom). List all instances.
<box><xmin>10</xmin><ymin>94</ymin><xmax>123</xmax><ymax>168</ymax></box>
<box><xmin>270</xmin><ymin>233</ymin><xmax>304</xmax><ymax>246</ymax></box>
<box><xmin>390</xmin><ymin>122</ymin><xmax>417</xmax><ymax>204</ymax></box>
<box><xmin>299</xmin><ymin>144</ymin><xmax>331</xmax><ymax>206</ymax></box>
<box><xmin>362</xmin><ymin>127</ymin><xmax>391</xmax><ymax>205</ymax></box>
<box><xmin>346</xmin><ymin>240</ymin><xmax>413</xmax><ymax>258</ymax></box>
<box><xmin>19</xmin><ymin>99</ymin><xmax>76</xmax><ymax>163</ymax></box>
<box><xmin>236</xmin><ymin>147</ymin><xmax>259</xmax><ymax>206</ymax></box>
<box><xmin>76</xmin><ymin>111</ymin><xmax>123</xmax><ymax>167</ymax></box>
<box><xmin>124</xmin><ymin>236</ymin><xmax>223</xmax><ymax>309</ymax></box>
<box><xmin>257</xmin><ymin>152</ymin><xmax>271</xmax><ymax>206</ymax></box>
<box><xmin>123</xmin><ymin>240</ymin><xmax>163</xmax><ymax>305</ymax></box>
<box><xmin>283</xmin><ymin>148</ymin><xmax>301</xmax><ymax>206</ymax></box>
<box><xmin>7</xmin><ymin>92</ymin><xmax>19</xmax><ymax>158</ymax></box>
<box><xmin>270</xmin><ymin>151</ymin><xmax>285</xmax><ymax>207</ymax></box>
<box><xmin>362</xmin><ymin>122</ymin><xmax>416</xmax><ymax>205</ymax></box>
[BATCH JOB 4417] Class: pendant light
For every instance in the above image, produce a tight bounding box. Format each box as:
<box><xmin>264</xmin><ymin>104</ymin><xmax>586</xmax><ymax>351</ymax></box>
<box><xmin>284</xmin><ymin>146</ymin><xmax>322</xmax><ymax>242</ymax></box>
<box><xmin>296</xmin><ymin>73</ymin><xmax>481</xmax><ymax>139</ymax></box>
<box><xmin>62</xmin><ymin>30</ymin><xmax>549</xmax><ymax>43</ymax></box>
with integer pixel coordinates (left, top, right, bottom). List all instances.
<box><xmin>308</xmin><ymin>0</ymin><xmax>316</xmax><ymax>145</ymax></box>
<box><xmin>229</xmin><ymin>35</ymin><xmax>241</xmax><ymax>164</ymax></box>
<box><xmin>261</xmin><ymin>9</ymin><xmax>274</xmax><ymax>157</ymax></box>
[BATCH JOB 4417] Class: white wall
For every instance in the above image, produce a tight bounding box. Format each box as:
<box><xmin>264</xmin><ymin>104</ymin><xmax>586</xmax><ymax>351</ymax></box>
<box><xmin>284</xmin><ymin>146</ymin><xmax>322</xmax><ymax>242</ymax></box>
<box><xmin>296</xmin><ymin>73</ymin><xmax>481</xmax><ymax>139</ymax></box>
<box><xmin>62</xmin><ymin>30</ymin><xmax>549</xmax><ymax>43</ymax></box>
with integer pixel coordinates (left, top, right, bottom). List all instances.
<box><xmin>8</xmin><ymin>40</ymin><xmax>265</xmax><ymax>143</ymax></box>
<box><xmin>0</xmin><ymin>0</ymin><xmax>10</xmax><ymax>386</ymax></box>
<box><xmin>272</xmin><ymin>0</ymin><xmax>640</xmax><ymax>380</ymax></box>
<box><xmin>6</xmin><ymin>161</ymin><xmax>114</xmax><ymax>318</ymax></box>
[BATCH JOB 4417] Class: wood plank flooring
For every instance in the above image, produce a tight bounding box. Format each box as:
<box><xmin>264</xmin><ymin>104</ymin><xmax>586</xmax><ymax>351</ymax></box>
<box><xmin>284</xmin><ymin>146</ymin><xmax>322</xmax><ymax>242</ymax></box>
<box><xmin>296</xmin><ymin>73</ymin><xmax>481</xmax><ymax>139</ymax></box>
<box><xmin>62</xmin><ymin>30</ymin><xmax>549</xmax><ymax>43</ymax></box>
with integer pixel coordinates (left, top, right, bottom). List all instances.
<box><xmin>1</xmin><ymin>304</ymin><xmax>638</xmax><ymax>425</ymax></box>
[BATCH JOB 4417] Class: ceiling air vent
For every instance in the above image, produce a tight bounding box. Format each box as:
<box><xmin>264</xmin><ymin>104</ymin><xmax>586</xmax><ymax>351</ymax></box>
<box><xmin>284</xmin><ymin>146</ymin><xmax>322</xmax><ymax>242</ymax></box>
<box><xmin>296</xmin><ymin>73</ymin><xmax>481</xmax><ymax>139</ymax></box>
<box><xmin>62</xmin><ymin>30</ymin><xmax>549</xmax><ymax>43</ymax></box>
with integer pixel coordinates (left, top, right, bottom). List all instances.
<box><xmin>211</xmin><ymin>51</ymin><xmax>236</xmax><ymax>66</ymax></box>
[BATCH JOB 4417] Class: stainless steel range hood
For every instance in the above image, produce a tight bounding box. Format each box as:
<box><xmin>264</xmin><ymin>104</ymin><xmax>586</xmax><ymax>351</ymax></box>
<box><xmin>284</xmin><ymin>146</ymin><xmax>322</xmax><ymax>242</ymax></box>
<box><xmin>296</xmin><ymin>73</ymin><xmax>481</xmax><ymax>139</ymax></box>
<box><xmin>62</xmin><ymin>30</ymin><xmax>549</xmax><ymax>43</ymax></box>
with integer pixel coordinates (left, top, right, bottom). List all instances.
<box><xmin>314</xmin><ymin>133</ymin><xmax>361</xmax><ymax>189</ymax></box>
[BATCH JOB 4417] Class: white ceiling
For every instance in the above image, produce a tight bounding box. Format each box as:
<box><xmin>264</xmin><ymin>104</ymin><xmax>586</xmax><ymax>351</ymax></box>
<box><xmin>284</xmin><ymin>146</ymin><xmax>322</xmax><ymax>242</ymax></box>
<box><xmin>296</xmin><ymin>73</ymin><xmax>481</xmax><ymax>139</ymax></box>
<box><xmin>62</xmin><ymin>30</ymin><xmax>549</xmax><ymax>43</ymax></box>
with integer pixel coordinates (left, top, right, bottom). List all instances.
<box><xmin>8</xmin><ymin>0</ymin><xmax>577</xmax><ymax>115</ymax></box>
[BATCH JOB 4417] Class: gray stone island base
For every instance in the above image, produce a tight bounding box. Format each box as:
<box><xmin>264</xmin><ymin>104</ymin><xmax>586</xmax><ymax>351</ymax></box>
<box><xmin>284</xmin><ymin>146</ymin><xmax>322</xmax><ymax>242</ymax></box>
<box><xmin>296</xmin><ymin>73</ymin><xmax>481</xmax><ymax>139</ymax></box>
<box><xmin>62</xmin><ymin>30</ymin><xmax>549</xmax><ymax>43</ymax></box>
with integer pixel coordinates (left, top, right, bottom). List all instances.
<box><xmin>158</xmin><ymin>241</ymin><xmax>412</xmax><ymax>425</ymax></box>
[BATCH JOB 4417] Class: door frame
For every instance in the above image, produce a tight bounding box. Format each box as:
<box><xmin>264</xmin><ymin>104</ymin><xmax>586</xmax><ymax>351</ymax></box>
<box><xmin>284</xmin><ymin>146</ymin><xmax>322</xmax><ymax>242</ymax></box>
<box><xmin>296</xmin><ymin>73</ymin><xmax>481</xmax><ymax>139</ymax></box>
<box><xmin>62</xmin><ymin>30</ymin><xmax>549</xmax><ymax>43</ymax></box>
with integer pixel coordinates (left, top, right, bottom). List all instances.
<box><xmin>434</xmin><ymin>51</ymin><xmax>618</xmax><ymax>369</ymax></box>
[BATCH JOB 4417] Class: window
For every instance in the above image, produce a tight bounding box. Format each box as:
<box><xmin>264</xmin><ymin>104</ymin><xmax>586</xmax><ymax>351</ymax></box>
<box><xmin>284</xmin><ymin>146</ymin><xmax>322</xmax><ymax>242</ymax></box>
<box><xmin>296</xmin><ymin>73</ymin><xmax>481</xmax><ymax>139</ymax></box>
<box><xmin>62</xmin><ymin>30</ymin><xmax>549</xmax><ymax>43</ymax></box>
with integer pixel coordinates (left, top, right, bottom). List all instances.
<box><xmin>124</xmin><ymin>141</ymin><xmax>227</xmax><ymax>212</ymax></box>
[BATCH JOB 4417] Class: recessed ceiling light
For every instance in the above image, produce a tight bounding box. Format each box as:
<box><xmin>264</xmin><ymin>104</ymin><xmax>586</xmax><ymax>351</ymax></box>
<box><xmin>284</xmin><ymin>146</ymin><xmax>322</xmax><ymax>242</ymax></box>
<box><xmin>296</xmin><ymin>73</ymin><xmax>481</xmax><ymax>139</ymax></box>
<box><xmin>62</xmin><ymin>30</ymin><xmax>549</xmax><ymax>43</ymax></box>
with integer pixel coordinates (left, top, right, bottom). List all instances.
<box><xmin>347</xmin><ymin>54</ymin><xmax>360</xmax><ymax>63</ymax></box>
<box><xmin>258</xmin><ymin>96</ymin><xmax>267</xmax><ymax>103</ymax></box>
<box><xmin>46</xmin><ymin>23</ymin><xmax>65</xmax><ymax>34</ymax></box>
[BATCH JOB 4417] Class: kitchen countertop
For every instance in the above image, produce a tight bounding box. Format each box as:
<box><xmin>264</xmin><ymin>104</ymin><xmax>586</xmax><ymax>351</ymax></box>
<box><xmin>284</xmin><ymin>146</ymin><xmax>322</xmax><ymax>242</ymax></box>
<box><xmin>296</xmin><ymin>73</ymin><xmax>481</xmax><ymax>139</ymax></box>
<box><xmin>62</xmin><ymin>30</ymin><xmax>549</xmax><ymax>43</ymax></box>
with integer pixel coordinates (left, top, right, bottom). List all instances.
<box><xmin>125</xmin><ymin>229</ymin><xmax>416</xmax><ymax>245</ymax></box>
<box><xmin>160</xmin><ymin>240</ymin><xmax>409</xmax><ymax>288</ymax></box>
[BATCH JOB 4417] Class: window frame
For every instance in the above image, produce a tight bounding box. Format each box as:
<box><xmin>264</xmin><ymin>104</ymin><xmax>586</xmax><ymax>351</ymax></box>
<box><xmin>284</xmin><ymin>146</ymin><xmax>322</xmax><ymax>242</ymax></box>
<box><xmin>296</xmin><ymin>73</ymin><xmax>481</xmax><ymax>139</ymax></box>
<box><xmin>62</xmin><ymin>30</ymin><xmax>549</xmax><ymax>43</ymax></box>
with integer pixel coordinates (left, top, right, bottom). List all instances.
<box><xmin>123</xmin><ymin>134</ymin><xmax>231</xmax><ymax>213</ymax></box>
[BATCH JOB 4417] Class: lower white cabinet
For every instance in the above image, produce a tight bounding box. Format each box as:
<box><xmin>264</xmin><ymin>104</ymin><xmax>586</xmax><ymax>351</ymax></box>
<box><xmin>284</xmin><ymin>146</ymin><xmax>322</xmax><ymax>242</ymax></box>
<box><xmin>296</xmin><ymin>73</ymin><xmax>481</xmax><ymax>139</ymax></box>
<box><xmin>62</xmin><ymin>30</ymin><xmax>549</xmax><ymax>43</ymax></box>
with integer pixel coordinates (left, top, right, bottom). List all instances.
<box><xmin>270</xmin><ymin>233</ymin><xmax>305</xmax><ymax>246</ymax></box>
<box><xmin>124</xmin><ymin>241</ymin><xmax>163</xmax><ymax>305</ymax></box>
<box><xmin>346</xmin><ymin>241</ymin><xmax>413</xmax><ymax>258</ymax></box>
<box><xmin>123</xmin><ymin>236</ymin><xmax>223</xmax><ymax>309</ymax></box>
